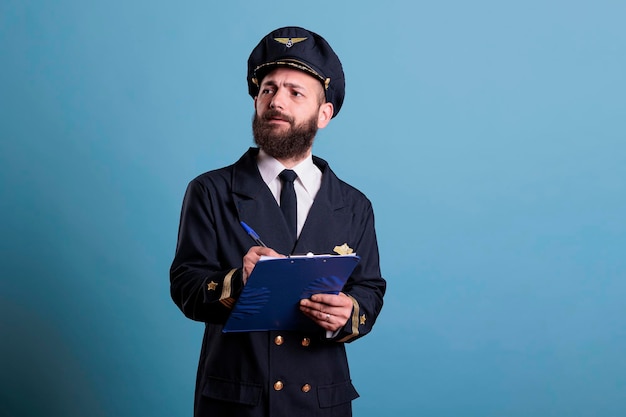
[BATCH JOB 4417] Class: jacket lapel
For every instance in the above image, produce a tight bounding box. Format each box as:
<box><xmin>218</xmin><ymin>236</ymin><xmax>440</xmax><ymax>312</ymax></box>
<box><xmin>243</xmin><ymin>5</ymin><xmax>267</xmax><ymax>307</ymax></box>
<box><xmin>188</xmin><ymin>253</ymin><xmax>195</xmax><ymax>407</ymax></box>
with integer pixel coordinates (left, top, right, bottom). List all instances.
<box><xmin>232</xmin><ymin>148</ymin><xmax>295</xmax><ymax>254</ymax></box>
<box><xmin>294</xmin><ymin>156</ymin><xmax>351</xmax><ymax>255</ymax></box>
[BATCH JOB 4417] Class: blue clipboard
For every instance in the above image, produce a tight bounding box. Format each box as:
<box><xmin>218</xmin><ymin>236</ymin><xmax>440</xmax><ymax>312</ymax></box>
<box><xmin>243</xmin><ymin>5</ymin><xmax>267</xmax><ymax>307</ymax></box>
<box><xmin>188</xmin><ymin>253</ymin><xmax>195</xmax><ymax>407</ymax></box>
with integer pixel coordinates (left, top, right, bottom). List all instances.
<box><xmin>223</xmin><ymin>254</ymin><xmax>360</xmax><ymax>333</ymax></box>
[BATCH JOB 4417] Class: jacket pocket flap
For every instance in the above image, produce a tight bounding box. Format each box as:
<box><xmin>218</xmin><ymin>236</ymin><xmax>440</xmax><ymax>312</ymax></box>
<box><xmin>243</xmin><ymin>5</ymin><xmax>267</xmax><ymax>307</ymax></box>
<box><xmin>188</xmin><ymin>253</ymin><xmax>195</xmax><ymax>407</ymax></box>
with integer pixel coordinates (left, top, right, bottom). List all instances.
<box><xmin>203</xmin><ymin>376</ymin><xmax>263</xmax><ymax>406</ymax></box>
<box><xmin>318</xmin><ymin>380</ymin><xmax>360</xmax><ymax>408</ymax></box>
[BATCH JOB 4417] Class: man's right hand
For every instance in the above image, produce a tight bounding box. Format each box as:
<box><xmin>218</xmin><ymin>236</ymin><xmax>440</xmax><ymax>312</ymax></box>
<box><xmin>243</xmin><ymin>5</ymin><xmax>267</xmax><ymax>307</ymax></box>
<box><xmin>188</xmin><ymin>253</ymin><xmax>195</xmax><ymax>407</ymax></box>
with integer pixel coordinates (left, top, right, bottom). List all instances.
<box><xmin>242</xmin><ymin>246</ymin><xmax>284</xmax><ymax>284</ymax></box>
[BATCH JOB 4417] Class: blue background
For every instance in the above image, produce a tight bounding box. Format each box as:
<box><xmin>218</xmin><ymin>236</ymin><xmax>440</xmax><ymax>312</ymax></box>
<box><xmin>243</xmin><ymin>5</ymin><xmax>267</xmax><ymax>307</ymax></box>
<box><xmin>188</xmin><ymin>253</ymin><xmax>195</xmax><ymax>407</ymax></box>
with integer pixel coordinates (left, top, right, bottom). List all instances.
<box><xmin>1</xmin><ymin>1</ymin><xmax>625</xmax><ymax>416</ymax></box>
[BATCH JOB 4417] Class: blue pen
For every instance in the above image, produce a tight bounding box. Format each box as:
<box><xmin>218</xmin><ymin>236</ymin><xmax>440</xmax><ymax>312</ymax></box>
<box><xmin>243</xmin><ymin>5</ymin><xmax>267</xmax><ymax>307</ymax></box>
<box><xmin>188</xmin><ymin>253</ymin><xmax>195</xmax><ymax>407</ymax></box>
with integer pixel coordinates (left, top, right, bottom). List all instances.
<box><xmin>240</xmin><ymin>221</ymin><xmax>267</xmax><ymax>247</ymax></box>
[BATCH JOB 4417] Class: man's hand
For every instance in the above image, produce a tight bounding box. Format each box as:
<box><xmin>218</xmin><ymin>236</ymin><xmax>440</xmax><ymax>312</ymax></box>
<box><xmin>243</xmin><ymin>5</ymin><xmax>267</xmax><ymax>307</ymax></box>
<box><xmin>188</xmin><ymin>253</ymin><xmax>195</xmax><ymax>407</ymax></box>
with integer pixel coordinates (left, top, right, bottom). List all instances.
<box><xmin>242</xmin><ymin>246</ymin><xmax>284</xmax><ymax>284</ymax></box>
<box><xmin>299</xmin><ymin>292</ymin><xmax>353</xmax><ymax>332</ymax></box>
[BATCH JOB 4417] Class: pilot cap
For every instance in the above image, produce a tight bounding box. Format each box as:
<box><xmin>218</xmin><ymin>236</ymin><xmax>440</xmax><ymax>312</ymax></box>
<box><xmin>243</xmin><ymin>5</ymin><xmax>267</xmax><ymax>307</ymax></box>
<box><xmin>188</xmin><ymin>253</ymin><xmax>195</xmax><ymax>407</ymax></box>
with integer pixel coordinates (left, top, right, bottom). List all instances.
<box><xmin>247</xmin><ymin>26</ymin><xmax>345</xmax><ymax>118</ymax></box>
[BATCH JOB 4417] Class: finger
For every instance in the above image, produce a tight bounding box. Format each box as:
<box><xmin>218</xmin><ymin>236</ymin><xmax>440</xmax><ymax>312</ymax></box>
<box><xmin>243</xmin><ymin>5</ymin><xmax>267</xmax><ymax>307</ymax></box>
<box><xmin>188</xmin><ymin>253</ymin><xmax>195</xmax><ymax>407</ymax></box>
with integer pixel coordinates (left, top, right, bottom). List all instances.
<box><xmin>300</xmin><ymin>304</ymin><xmax>330</xmax><ymax>322</ymax></box>
<box><xmin>312</xmin><ymin>309</ymin><xmax>331</xmax><ymax>328</ymax></box>
<box><xmin>310</xmin><ymin>292</ymin><xmax>349</xmax><ymax>307</ymax></box>
<box><xmin>249</xmin><ymin>246</ymin><xmax>285</xmax><ymax>258</ymax></box>
<box><xmin>243</xmin><ymin>247</ymin><xmax>286</xmax><ymax>283</ymax></box>
<box><xmin>299</xmin><ymin>305</ymin><xmax>340</xmax><ymax>331</ymax></box>
<box><xmin>299</xmin><ymin>302</ymin><xmax>323</xmax><ymax>318</ymax></box>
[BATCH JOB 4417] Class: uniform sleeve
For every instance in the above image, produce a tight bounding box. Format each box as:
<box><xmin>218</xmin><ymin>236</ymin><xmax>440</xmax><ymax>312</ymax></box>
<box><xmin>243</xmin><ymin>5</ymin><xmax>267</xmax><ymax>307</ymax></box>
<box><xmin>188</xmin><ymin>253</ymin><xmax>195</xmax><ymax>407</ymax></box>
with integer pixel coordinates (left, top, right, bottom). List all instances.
<box><xmin>169</xmin><ymin>179</ymin><xmax>244</xmax><ymax>323</ymax></box>
<box><xmin>334</xmin><ymin>201</ymin><xmax>386</xmax><ymax>343</ymax></box>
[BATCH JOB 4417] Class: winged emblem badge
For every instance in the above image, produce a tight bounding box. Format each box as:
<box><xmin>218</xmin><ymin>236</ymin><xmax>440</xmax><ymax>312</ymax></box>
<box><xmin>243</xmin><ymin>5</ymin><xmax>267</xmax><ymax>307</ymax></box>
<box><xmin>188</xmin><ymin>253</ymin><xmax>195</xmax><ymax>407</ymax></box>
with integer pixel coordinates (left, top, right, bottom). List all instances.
<box><xmin>274</xmin><ymin>37</ymin><xmax>307</xmax><ymax>48</ymax></box>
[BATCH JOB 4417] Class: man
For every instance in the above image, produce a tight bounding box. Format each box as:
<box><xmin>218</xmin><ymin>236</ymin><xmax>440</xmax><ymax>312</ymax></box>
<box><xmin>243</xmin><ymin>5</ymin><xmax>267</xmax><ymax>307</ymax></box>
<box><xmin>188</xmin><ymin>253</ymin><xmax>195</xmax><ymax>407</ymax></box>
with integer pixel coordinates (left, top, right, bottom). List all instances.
<box><xmin>170</xmin><ymin>26</ymin><xmax>386</xmax><ymax>417</ymax></box>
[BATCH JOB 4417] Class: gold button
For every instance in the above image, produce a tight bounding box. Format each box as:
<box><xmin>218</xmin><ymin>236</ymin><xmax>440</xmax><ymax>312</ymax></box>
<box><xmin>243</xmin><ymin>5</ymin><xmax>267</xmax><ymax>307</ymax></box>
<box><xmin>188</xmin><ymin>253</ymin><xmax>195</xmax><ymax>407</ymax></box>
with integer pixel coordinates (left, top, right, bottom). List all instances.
<box><xmin>301</xmin><ymin>384</ymin><xmax>311</xmax><ymax>393</ymax></box>
<box><xmin>274</xmin><ymin>381</ymin><xmax>284</xmax><ymax>391</ymax></box>
<box><xmin>301</xmin><ymin>337</ymin><xmax>311</xmax><ymax>347</ymax></box>
<box><xmin>274</xmin><ymin>335</ymin><xmax>284</xmax><ymax>346</ymax></box>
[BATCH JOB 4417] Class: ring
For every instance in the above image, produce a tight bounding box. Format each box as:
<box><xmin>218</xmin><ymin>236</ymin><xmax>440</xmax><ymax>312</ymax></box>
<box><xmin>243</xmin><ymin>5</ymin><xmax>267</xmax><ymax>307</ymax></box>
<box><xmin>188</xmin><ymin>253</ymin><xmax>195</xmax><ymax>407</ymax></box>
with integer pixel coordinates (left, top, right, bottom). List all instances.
<box><xmin>325</xmin><ymin>313</ymin><xmax>331</xmax><ymax>322</ymax></box>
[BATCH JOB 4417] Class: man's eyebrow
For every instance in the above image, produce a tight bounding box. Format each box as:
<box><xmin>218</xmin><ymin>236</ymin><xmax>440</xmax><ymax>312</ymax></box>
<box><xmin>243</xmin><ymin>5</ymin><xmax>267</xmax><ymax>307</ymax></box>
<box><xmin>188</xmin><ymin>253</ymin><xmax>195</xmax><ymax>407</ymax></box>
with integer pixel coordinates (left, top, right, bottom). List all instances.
<box><xmin>261</xmin><ymin>80</ymin><xmax>307</xmax><ymax>90</ymax></box>
<box><xmin>284</xmin><ymin>82</ymin><xmax>306</xmax><ymax>90</ymax></box>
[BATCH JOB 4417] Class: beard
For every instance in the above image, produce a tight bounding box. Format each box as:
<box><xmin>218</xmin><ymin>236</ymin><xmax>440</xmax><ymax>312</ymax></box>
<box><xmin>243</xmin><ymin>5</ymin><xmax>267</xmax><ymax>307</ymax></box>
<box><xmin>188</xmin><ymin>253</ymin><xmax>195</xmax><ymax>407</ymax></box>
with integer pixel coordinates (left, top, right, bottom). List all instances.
<box><xmin>252</xmin><ymin>109</ymin><xmax>318</xmax><ymax>160</ymax></box>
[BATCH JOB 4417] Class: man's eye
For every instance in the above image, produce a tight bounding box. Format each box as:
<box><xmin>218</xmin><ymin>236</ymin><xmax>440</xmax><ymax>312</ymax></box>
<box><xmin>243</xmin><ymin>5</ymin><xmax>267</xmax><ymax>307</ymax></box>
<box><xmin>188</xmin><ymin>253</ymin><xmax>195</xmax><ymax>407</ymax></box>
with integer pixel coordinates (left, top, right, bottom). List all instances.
<box><xmin>261</xmin><ymin>88</ymin><xmax>274</xmax><ymax>95</ymax></box>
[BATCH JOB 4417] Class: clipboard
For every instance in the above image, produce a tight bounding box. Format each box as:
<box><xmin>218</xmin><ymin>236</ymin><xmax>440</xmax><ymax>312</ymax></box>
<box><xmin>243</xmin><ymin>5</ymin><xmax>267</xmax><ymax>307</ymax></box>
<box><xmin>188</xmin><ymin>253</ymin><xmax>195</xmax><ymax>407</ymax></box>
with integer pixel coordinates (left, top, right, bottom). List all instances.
<box><xmin>223</xmin><ymin>254</ymin><xmax>360</xmax><ymax>333</ymax></box>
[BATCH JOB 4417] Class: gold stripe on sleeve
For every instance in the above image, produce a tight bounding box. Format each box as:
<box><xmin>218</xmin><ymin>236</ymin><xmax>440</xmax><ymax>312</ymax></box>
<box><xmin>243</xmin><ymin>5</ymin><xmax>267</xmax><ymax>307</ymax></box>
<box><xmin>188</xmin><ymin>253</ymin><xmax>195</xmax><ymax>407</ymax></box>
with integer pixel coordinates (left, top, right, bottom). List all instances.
<box><xmin>219</xmin><ymin>269</ymin><xmax>237</xmax><ymax>308</ymax></box>
<box><xmin>220</xmin><ymin>297</ymin><xmax>235</xmax><ymax>309</ymax></box>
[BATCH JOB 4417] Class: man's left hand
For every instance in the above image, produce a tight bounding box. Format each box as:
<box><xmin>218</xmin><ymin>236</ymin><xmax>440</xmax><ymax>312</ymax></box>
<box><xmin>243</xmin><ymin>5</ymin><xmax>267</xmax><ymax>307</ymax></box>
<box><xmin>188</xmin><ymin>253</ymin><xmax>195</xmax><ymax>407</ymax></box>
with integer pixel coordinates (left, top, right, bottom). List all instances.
<box><xmin>299</xmin><ymin>292</ymin><xmax>353</xmax><ymax>332</ymax></box>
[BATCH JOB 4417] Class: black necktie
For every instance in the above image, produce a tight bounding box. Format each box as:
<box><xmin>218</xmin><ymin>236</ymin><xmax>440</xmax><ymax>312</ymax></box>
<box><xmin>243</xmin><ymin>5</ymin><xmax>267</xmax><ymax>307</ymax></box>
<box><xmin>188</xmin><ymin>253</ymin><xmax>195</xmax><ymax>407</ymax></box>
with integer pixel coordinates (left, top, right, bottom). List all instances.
<box><xmin>279</xmin><ymin>169</ymin><xmax>298</xmax><ymax>241</ymax></box>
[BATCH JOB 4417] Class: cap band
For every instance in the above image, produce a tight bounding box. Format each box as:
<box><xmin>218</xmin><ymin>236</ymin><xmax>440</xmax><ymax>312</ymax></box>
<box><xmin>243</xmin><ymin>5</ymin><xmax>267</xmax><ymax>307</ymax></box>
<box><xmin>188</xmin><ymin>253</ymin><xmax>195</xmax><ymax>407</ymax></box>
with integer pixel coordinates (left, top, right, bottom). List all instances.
<box><xmin>253</xmin><ymin>59</ymin><xmax>329</xmax><ymax>90</ymax></box>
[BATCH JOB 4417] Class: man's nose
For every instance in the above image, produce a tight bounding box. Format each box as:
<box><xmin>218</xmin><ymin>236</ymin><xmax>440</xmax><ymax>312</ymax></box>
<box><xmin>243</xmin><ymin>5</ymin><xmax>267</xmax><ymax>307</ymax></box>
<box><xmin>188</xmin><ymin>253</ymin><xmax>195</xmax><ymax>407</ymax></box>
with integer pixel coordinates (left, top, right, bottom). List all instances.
<box><xmin>270</xmin><ymin>88</ymin><xmax>286</xmax><ymax>110</ymax></box>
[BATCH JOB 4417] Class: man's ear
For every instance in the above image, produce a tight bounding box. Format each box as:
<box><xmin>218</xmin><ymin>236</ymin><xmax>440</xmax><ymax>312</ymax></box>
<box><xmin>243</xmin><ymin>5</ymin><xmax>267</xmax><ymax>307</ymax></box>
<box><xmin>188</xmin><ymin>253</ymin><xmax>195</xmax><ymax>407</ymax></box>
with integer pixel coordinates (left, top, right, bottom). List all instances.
<box><xmin>317</xmin><ymin>102</ymin><xmax>334</xmax><ymax>129</ymax></box>
<box><xmin>253</xmin><ymin>96</ymin><xmax>258</xmax><ymax>110</ymax></box>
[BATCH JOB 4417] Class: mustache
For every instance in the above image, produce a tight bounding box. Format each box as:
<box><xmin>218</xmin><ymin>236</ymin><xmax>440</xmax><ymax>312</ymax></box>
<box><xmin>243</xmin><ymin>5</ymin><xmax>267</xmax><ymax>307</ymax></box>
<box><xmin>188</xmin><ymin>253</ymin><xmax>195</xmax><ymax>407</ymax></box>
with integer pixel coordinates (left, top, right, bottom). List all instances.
<box><xmin>262</xmin><ymin>109</ymin><xmax>294</xmax><ymax>124</ymax></box>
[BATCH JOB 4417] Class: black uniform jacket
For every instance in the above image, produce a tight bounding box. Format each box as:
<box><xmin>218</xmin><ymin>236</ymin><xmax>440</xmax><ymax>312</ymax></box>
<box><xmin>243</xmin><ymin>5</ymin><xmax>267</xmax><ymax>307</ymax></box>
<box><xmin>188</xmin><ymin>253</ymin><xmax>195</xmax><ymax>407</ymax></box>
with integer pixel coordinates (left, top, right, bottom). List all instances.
<box><xmin>170</xmin><ymin>148</ymin><xmax>386</xmax><ymax>417</ymax></box>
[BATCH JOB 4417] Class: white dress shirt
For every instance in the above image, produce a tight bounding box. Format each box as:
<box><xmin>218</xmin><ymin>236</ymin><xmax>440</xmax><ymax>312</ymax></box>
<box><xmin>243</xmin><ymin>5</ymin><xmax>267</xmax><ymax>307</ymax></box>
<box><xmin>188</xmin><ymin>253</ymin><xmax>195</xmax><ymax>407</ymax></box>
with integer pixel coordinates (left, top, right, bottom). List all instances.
<box><xmin>256</xmin><ymin>149</ymin><xmax>322</xmax><ymax>238</ymax></box>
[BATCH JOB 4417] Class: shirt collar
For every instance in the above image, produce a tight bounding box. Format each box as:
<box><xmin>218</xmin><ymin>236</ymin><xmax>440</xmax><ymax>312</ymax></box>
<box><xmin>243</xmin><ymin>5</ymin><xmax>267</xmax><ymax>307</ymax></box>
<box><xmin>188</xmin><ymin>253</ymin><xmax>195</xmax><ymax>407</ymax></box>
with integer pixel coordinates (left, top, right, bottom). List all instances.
<box><xmin>257</xmin><ymin>149</ymin><xmax>321</xmax><ymax>195</ymax></box>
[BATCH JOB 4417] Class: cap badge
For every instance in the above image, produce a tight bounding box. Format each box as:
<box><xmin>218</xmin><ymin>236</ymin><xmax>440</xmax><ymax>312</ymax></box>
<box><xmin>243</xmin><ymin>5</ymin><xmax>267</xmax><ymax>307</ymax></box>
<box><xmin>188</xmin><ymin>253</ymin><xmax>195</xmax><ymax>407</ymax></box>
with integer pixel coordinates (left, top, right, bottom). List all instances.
<box><xmin>274</xmin><ymin>37</ymin><xmax>307</xmax><ymax>48</ymax></box>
